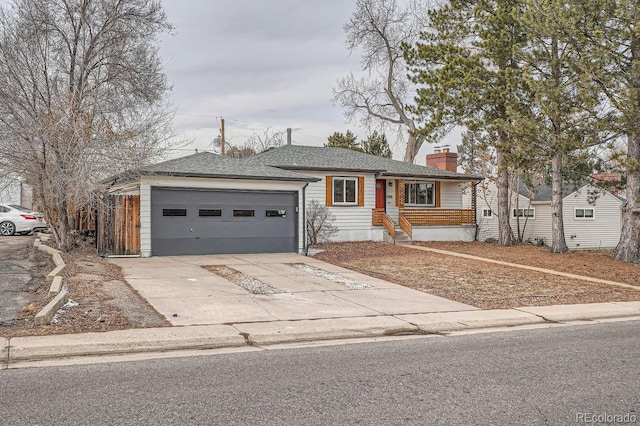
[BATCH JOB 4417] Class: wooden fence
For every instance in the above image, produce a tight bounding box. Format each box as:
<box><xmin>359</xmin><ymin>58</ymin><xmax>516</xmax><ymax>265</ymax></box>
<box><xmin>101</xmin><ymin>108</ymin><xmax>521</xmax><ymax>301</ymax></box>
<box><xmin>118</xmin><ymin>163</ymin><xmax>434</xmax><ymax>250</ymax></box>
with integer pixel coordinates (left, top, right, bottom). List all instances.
<box><xmin>96</xmin><ymin>194</ymin><xmax>141</xmax><ymax>256</ymax></box>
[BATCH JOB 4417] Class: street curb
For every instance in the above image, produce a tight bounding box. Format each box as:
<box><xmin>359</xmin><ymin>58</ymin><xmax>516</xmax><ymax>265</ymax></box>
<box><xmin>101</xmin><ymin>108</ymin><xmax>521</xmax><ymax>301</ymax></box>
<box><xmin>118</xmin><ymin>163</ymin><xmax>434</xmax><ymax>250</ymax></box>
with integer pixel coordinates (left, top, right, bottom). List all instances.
<box><xmin>516</xmin><ymin>302</ymin><xmax>640</xmax><ymax>322</ymax></box>
<box><xmin>232</xmin><ymin>316</ymin><xmax>419</xmax><ymax>346</ymax></box>
<box><xmin>395</xmin><ymin>309</ymin><xmax>546</xmax><ymax>332</ymax></box>
<box><xmin>34</xmin><ymin>290</ymin><xmax>69</xmax><ymax>326</ymax></box>
<box><xmin>8</xmin><ymin>325</ymin><xmax>245</xmax><ymax>361</ymax></box>
<box><xmin>4</xmin><ymin>310</ymin><xmax>640</xmax><ymax>364</ymax></box>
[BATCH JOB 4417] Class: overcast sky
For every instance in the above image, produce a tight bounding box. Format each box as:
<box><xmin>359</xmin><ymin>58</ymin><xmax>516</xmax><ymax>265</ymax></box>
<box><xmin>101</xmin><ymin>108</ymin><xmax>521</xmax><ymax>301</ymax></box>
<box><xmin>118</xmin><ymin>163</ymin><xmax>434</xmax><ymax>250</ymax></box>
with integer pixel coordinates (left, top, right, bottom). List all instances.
<box><xmin>0</xmin><ymin>0</ymin><xmax>447</xmax><ymax>163</ymax></box>
<box><xmin>159</xmin><ymin>0</ymin><xmax>367</xmax><ymax>155</ymax></box>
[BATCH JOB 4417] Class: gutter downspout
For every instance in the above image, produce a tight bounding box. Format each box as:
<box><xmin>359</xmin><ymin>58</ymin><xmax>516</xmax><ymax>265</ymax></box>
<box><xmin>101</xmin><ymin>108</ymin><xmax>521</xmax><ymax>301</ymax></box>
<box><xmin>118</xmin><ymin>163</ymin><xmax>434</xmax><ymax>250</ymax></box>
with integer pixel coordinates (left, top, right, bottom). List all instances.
<box><xmin>302</xmin><ymin>182</ymin><xmax>309</xmax><ymax>255</ymax></box>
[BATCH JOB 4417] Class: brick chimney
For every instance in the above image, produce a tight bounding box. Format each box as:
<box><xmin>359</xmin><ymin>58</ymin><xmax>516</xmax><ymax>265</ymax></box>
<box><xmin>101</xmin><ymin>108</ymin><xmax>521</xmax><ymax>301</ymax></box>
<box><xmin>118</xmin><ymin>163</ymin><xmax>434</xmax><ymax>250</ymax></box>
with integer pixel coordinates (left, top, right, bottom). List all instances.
<box><xmin>426</xmin><ymin>146</ymin><xmax>458</xmax><ymax>172</ymax></box>
<box><xmin>592</xmin><ymin>172</ymin><xmax>621</xmax><ymax>195</ymax></box>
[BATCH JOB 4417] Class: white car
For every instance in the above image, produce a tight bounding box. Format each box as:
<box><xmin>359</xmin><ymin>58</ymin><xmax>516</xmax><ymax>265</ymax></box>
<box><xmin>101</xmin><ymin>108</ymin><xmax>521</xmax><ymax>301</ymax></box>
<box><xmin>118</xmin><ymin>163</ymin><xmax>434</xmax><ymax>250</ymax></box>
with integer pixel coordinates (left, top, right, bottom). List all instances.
<box><xmin>0</xmin><ymin>204</ymin><xmax>47</xmax><ymax>236</ymax></box>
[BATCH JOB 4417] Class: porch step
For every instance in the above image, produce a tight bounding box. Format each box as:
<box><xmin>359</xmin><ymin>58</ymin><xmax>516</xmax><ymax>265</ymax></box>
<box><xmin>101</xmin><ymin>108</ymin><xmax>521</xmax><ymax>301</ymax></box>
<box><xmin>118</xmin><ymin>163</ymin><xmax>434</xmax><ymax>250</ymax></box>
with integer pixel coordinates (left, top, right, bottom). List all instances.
<box><xmin>393</xmin><ymin>226</ymin><xmax>412</xmax><ymax>245</ymax></box>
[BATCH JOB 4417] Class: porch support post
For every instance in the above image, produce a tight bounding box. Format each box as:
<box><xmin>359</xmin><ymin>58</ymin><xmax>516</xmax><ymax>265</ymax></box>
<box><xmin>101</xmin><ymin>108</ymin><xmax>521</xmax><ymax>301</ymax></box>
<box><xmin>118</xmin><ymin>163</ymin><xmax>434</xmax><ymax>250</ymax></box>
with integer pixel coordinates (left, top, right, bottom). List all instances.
<box><xmin>472</xmin><ymin>182</ymin><xmax>478</xmax><ymax>225</ymax></box>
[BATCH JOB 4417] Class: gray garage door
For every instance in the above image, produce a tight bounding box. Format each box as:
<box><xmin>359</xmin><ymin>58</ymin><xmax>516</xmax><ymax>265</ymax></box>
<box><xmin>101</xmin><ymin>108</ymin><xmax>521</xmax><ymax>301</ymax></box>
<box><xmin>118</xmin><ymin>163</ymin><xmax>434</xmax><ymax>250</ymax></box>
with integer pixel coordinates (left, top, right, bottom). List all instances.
<box><xmin>151</xmin><ymin>188</ymin><xmax>298</xmax><ymax>256</ymax></box>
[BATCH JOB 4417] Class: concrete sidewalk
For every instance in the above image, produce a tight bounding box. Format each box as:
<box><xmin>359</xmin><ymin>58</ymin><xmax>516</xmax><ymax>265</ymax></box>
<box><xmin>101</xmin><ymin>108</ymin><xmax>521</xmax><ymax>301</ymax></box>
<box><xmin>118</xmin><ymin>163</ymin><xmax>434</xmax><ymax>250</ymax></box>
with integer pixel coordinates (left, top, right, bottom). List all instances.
<box><xmin>2</xmin><ymin>253</ymin><xmax>640</xmax><ymax>367</ymax></box>
<box><xmin>3</xmin><ymin>302</ymin><xmax>640</xmax><ymax>366</ymax></box>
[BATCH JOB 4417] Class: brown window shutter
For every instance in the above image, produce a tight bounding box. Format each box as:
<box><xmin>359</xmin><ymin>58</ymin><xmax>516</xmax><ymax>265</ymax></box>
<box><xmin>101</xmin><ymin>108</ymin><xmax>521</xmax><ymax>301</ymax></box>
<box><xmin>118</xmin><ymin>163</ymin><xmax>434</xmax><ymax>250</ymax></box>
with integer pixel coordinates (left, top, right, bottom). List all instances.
<box><xmin>358</xmin><ymin>176</ymin><xmax>365</xmax><ymax>206</ymax></box>
<box><xmin>396</xmin><ymin>179</ymin><xmax>405</xmax><ymax>208</ymax></box>
<box><xmin>435</xmin><ymin>181</ymin><xmax>441</xmax><ymax>207</ymax></box>
<box><xmin>325</xmin><ymin>176</ymin><xmax>333</xmax><ymax>207</ymax></box>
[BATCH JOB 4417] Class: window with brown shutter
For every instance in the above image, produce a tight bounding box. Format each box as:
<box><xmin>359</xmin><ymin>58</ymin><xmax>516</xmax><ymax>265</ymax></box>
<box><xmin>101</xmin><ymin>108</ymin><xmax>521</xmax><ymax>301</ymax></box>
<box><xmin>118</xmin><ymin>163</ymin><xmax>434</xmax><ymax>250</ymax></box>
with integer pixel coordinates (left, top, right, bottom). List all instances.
<box><xmin>327</xmin><ymin>176</ymin><xmax>363</xmax><ymax>206</ymax></box>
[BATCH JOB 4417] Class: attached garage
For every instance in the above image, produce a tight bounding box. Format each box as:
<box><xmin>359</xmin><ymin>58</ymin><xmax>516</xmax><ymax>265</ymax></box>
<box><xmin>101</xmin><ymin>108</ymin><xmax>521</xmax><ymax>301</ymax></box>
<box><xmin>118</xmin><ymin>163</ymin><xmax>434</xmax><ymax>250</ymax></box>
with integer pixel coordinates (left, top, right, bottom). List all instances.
<box><xmin>151</xmin><ymin>188</ymin><xmax>298</xmax><ymax>256</ymax></box>
<box><xmin>104</xmin><ymin>152</ymin><xmax>318</xmax><ymax>257</ymax></box>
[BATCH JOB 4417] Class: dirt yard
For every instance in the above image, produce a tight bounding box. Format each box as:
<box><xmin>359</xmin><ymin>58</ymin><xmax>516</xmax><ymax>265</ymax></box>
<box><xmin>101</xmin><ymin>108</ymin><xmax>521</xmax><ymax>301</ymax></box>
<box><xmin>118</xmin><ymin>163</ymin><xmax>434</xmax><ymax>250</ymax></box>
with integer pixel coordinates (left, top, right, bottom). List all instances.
<box><xmin>312</xmin><ymin>241</ymin><xmax>640</xmax><ymax>310</ymax></box>
<box><xmin>0</xmin><ymin>236</ymin><xmax>168</xmax><ymax>338</ymax></box>
<box><xmin>4</xmin><ymin>237</ymin><xmax>640</xmax><ymax>337</ymax></box>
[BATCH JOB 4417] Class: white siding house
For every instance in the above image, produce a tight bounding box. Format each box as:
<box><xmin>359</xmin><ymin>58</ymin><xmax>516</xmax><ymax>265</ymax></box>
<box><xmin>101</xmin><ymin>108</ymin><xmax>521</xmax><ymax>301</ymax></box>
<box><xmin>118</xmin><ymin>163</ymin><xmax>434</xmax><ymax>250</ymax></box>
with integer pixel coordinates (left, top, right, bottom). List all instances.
<box><xmin>303</xmin><ymin>171</ymin><xmax>383</xmax><ymax>242</ymax></box>
<box><xmin>0</xmin><ymin>174</ymin><xmax>32</xmax><ymax>207</ymax></box>
<box><xmin>464</xmin><ymin>180</ymin><xmax>624</xmax><ymax>249</ymax></box>
<box><xmin>562</xmin><ymin>188</ymin><xmax>623</xmax><ymax>249</ymax></box>
<box><xmin>246</xmin><ymin>145</ymin><xmax>483</xmax><ymax>245</ymax></box>
<box><xmin>104</xmin><ymin>146</ymin><xmax>484</xmax><ymax>257</ymax></box>
<box><xmin>464</xmin><ymin>180</ymin><xmax>537</xmax><ymax>243</ymax></box>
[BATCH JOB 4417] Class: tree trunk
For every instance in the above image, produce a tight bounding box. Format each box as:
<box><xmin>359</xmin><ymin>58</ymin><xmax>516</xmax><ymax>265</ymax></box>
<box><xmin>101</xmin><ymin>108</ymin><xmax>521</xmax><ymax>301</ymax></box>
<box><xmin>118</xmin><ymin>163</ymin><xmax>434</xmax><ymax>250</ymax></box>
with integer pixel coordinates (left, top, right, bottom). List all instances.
<box><xmin>403</xmin><ymin>127</ymin><xmax>423</xmax><ymax>164</ymax></box>
<box><xmin>55</xmin><ymin>195</ymin><xmax>71</xmax><ymax>252</ymax></box>
<box><xmin>496</xmin><ymin>145</ymin><xmax>514</xmax><ymax>246</ymax></box>
<box><xmin>611</xmin><ymin>134</ymin><xmax>640</xmax><ymax>263</ymax></box>
<box><xmin>550</xmin><ymin>151</ymin><xmax>569</xmax><ymax>253</ymax></box>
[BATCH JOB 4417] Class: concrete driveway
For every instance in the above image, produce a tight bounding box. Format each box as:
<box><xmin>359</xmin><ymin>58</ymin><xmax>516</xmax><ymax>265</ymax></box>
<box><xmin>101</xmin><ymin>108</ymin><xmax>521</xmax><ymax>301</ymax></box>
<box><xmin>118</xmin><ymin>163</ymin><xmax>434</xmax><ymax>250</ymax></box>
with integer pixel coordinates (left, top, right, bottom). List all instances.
<box><xmin>110</xmin><ymin>253</ymin><xmax>478</xmax><ymax>326</ymax></box>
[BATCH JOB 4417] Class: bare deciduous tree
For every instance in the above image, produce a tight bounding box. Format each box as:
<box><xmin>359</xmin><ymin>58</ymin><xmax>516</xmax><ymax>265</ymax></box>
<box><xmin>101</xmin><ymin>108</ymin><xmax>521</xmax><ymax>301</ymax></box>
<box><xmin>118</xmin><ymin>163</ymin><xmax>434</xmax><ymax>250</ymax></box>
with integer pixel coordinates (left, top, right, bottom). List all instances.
<box><xmin>0</xmin><ymin>0</ymin><xmax>174</xmax><ymax>251</ymax></box>
<box><xmin>225</xmin><ymin>144</ymin><xmax>257</xmax><ymax>159</ymax></box>
<box><xmin>245</xmin><ymin>127</ymin><xmax>285</xmax><ymax>153</ymax></box>
<box><xmin>333</xmin><ymin>0</ymin><xmax>428</xmax><ymax>163</ymax></box>
<box><xmin>306</xmin><ymin>199</ymin><xmax>338</xmax><ymax>245</ymax></box>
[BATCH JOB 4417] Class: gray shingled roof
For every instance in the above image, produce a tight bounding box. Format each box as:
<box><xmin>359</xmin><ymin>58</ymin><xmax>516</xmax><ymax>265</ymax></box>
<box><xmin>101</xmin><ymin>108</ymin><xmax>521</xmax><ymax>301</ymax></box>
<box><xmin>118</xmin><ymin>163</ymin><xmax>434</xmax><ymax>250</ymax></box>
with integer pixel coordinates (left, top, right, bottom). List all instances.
<box><xmin>515</xmin><ymin>182</ymin><xmax>575</xmax><ymax>201</ymax></box>
<box><xmin>517</xmin><ymin>181</ymin><xmax>625</xmax><ymax>202</ymax></box>
<box><xmin>243</xmin><ymin>145</ymin><xmax>482</xmax><ymax>180</ymax></box>
<box><xmin>136</xmin><ymin>151</ymin><xmax>319</xmax><ymax>182</ymax></box>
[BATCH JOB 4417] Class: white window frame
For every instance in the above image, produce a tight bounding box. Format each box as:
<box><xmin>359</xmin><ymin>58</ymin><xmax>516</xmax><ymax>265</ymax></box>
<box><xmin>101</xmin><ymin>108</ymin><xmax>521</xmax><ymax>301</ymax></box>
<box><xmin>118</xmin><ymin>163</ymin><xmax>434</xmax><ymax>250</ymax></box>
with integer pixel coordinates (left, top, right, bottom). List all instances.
<box><xmin>482</xmin><ymin>209</ymin><xmax>493</xmax><ymax>218</ymax></box>
<box><xmin>512</xmin><ymin>208</ymin><xmax>535</xmax><ymax>219</ymax></box>
<box><xmin>332</xmin><ymin>177</ymin><xmax>358</xmax><ymax>205</ymax></box>
<box><xmin>574</xmin><ymin>207</ymin><xmax>595</xmax><ymax>220</ymax></box>
<box><xmin>404</xmin><ymin>182</ymin><xmax>435</xmax><ymax>207</ymax></box>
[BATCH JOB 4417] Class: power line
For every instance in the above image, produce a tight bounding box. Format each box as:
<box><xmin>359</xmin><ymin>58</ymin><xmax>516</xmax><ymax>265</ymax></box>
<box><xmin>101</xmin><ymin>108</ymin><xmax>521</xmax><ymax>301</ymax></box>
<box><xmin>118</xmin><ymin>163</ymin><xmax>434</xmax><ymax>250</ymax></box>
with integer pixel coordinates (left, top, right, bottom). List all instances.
<box><xmin>174</xmin><ymin>113</ymin><xmax>293</xmax><ymax>133</ymax></box>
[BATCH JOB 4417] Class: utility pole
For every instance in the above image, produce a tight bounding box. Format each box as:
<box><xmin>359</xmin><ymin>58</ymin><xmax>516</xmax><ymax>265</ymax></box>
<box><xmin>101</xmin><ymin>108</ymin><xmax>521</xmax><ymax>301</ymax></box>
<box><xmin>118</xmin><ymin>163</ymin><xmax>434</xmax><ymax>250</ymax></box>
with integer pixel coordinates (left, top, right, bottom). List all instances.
<box><xmin>220</xmin><ymin>118</ymin><xmax>225</xmax><ymax>156</ymax></box>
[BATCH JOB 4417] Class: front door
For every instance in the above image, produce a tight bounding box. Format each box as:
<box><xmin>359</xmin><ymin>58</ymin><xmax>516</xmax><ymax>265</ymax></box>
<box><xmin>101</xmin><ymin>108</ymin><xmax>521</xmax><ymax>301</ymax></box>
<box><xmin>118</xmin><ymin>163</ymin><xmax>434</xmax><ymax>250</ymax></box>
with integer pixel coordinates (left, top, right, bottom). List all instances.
<box><xmin>375</xmin><ymin>179</ymin><xmax>386</xmax><ymax>209</ymax></box>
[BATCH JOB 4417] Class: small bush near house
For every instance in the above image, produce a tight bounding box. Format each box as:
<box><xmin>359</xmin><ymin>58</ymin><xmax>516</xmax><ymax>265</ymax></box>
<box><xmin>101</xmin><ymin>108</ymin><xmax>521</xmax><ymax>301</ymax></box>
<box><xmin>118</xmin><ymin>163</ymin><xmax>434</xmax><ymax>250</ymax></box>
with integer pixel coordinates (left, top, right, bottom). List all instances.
<box><xmin>306</xmin><ymin>199</ymin><xmax>338</xmax><ymax>245</ymax></box>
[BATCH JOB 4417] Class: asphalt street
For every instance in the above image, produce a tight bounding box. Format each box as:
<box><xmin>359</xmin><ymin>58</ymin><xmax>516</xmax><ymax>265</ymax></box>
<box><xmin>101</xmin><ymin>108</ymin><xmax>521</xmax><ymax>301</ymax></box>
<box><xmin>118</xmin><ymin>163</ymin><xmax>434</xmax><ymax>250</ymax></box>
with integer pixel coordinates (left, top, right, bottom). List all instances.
<box><xmin>0</xmin><ymin>236</ymin><xmax>36</xmax><ymax>326</ymax></box>
<box><xmin>2</xmin><ymin>320</ymin><xmax>639</xmax><ymax>425</ymax></box>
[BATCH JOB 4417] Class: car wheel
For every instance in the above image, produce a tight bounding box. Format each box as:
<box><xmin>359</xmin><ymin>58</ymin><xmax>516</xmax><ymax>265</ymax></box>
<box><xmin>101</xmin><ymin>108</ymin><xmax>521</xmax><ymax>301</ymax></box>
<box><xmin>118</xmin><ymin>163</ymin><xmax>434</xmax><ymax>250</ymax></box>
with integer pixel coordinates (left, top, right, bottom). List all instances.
<box><xmin>0</xmin><ymin>221</ymin><xmax>16</xmax><ymax>236</ymax></box>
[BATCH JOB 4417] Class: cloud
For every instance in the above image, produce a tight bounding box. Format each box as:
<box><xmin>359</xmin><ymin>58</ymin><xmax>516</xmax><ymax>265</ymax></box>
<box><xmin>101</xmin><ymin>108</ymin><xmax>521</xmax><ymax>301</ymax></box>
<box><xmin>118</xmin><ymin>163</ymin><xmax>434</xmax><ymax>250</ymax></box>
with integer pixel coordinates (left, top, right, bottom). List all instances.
<box><xmin>159</xmin><ymin>0</ymin><xmax>360</xmax><ymax>146</ymax></box>
<box><xmin>158</xmin><ymin>0</ymin><xmax>457</xmax><ymax>162</ymax></box>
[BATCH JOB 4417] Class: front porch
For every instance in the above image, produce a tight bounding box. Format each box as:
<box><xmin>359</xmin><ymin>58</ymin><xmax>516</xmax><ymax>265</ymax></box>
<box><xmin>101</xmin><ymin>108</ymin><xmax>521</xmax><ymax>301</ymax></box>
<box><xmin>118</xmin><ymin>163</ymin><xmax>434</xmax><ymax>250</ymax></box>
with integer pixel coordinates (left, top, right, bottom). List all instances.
<box><xmin>372</xmin><ymin>208</ymin><xmax>476</xmax><ymax>241</ymax></box>
<box><xmin>373</xmin><ymin>208</ymin><xmax>475</xmax><ymax>225</ymax></box>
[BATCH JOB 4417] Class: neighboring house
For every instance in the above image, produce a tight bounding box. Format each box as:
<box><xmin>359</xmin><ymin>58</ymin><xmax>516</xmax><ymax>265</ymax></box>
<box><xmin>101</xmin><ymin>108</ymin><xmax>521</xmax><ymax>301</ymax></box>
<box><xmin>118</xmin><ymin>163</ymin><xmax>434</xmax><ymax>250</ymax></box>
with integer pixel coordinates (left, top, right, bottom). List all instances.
<box><xmin>103</xmin><ymin>145</ymin><xmax>482</xmax><ymax>257</ymax></box>
<box><xmin>464</xmin><ymin>180</ymin><xmax>625</xmax><ymax>249</ymax></box>
<box><xmin>0</xmin><ymin>174</ymin><xmax>33</xmax><ymax>208</ymax></box>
